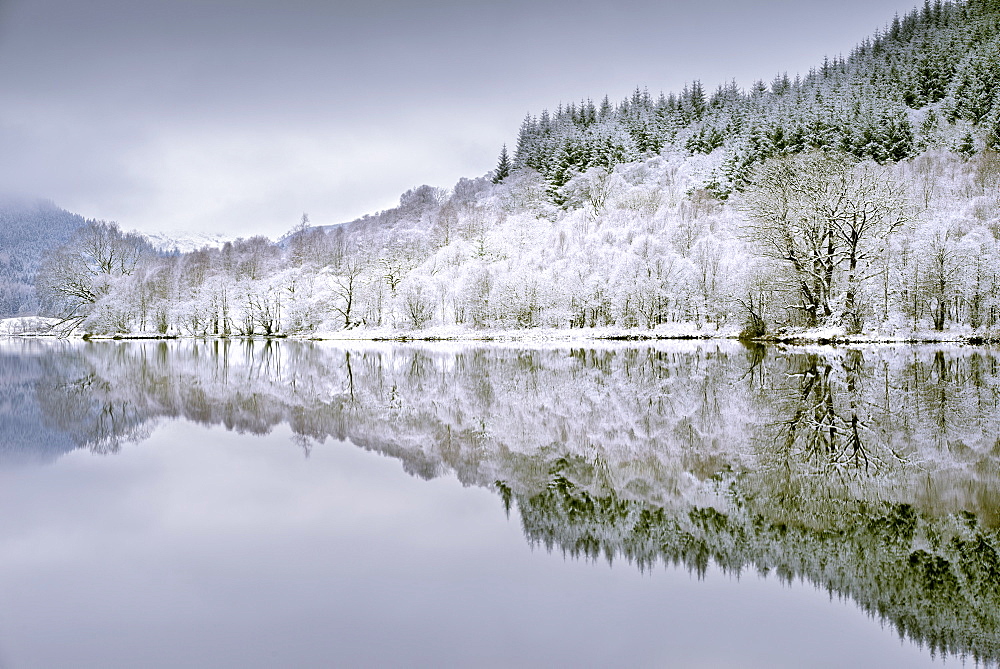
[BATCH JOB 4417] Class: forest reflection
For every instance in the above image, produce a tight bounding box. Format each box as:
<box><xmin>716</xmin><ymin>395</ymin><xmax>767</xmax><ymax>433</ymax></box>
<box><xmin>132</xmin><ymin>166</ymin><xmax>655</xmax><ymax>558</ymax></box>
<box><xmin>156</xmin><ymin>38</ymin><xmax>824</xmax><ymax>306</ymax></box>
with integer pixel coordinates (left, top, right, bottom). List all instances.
<box><xmin>2</xmin><ymin>338</ymin><xmax>999</xmax><ymax>664</ymax></box>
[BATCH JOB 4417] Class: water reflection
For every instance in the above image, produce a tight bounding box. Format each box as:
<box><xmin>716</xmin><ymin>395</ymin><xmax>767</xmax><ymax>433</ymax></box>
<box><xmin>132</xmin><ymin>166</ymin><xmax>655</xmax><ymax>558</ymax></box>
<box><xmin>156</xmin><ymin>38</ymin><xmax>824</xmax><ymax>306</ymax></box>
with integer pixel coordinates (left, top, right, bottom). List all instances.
<box><xmin>2</xmin><ymin>338</ymin><xmax>999</xmax><ymax>664</ymax></box>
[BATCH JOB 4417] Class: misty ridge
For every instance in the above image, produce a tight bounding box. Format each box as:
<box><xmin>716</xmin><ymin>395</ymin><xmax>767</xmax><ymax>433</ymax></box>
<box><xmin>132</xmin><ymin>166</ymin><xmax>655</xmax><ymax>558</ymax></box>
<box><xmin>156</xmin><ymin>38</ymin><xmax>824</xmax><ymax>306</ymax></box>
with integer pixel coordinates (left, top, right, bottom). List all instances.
<box><xmin>0</xmin><ymin>198</ymin><xmax>85</xmax><ymax>317</ymax></box>
<box><xmin>1</xmin><ymin>0</ymin><xmax>998</xmax><ymax>341</ymax></box>
<box><xmin>3</xmin><ymin>337</ymin><xmax>1000</xmax><ymax>663</ymax></box>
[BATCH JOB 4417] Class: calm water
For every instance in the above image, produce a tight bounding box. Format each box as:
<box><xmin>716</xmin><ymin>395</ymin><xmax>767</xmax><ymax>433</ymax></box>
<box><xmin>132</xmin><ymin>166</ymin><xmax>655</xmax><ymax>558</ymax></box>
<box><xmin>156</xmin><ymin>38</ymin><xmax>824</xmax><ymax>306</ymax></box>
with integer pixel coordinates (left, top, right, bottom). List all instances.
<box><xmin>0</xmin><ymin>338</ymin><xmax>998</xmax><ymax>668</ymax></box>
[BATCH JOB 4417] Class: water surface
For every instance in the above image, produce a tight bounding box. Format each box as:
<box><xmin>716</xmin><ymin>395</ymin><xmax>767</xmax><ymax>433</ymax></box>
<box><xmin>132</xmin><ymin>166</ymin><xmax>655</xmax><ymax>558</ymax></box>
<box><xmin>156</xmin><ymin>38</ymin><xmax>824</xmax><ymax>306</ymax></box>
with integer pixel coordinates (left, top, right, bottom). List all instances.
<box><xmin>0</xmin><ymin>339</ymin><xmax>997</xmax><ymax>668</ymax></box>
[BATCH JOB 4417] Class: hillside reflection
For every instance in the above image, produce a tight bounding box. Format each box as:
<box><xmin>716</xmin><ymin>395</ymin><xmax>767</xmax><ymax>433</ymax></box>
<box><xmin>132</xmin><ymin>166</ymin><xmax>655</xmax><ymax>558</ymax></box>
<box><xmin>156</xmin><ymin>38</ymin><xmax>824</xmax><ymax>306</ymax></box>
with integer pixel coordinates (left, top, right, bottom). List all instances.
<box><xmin>2</xmin><ymin>338</ymin><xmax>999</xmax><ymax>664</ymax></box>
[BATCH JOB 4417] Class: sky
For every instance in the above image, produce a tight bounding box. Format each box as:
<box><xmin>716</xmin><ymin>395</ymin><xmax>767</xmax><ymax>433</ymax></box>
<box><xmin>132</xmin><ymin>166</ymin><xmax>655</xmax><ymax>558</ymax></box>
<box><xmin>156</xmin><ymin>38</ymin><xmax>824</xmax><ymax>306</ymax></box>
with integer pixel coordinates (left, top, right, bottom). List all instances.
<box><xmin>0</xmin><ymin>0</ymin><xmax>926</xmax><ymax>240</ymax></box>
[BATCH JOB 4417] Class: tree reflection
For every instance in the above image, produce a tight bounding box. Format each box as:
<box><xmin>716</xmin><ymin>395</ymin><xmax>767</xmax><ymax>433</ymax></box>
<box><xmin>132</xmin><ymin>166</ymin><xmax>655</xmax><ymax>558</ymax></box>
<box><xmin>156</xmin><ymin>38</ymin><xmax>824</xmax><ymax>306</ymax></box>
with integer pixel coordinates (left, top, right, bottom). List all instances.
<box><xmin>37</xmin><ymin>354</ymin><xmax>151</xmax><ymax>454</ymax></box>
<box><xmin>5</xmin><ymin>339</ymin><xmax>999</xmax><ymax>508</ymax></box>
<box><xmin>513</xmin><ymin>466</ymin><xmax>1000</xmax><ymax>666</ymax></box>
<box><xmin>4</xmin><ymin>338</ymin><xmax>1000</xmax><ymax>664</ymax></box>
<box><xmin>769</xmin><ymin>350</ymin><xmax>903</xmax><ymax>478</ymax></box>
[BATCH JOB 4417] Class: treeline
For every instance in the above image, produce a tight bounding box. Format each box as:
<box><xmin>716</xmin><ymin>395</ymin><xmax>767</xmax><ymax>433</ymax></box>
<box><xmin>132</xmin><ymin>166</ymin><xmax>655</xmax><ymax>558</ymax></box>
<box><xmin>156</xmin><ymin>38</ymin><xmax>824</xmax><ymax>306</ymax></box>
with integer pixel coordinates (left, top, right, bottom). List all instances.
<box><xmin>31</xmin><ymin>147</ymin><xmax>1000</xmax><ymax>336</ymax></box>
<box><xmin>513</xmin><ymin>0</ymin><xmax>1000</xmax><ymax>199</ymax></box>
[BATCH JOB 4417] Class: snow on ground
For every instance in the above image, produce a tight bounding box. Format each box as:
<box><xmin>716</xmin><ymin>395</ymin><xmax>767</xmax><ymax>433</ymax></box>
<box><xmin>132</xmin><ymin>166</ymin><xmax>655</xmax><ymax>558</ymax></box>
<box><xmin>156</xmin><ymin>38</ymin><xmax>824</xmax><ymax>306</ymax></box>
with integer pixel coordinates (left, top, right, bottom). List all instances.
<box><xmin>305</xmin><ymin>322</ymin><xmax>995</xmax><ymax>344</ymax></box>
<box><xmin>0</xmin><ymin>317</ymin><xmax>59</xmax><ymax>336</ymax></box>
<box><xmin>763</xmin><ymin>324</ymin><xmax>1000</xmax><ymax>344</ymax></box>
<box><xmin>308</xmin><ymin>323</ymin><xmax>743</xmax><ymax>342</ymax></box>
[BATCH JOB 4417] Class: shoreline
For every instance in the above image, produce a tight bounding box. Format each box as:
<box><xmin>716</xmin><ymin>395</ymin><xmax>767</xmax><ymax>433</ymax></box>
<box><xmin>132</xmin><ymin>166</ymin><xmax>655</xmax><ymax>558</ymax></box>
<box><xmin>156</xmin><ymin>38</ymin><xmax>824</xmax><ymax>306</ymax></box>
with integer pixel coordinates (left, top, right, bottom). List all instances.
<box><xmin>3</xmin><ymin>325</ymin><xmax>998</xmax><ymax>346</ymax></box>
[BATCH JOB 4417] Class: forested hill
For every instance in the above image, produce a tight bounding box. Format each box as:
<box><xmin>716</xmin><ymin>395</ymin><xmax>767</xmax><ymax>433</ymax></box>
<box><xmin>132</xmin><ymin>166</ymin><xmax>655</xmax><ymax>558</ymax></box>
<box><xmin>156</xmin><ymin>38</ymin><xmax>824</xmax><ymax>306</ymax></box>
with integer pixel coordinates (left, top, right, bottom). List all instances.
<box><xmin>0</xmin><ymin>198</ymin><xmax>85</xmax><ymax>317</ymax></box>
<box><xmin>24</xmin><ymin>0</ymin><xmax>1000</xmax><ymax>338</ymax></box>
<box><xmin>512</xmin><ymin>0</ymin><xmax>1000</xmax><ymax>200</ymax></box>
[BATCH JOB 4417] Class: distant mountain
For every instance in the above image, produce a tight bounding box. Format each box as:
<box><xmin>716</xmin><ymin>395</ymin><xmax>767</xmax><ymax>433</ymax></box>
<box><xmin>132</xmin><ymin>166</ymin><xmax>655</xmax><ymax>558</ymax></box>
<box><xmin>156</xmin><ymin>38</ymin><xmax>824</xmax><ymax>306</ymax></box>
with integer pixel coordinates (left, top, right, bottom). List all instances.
<box><xmin>0</xmin><ymin>198</ymin><xmax>86</xmax><ymax>317</ymax></box>
<box><xmin>144</xmin><ymin>231</ymin><xmax>231</xmax><ymax>254</ymax></box>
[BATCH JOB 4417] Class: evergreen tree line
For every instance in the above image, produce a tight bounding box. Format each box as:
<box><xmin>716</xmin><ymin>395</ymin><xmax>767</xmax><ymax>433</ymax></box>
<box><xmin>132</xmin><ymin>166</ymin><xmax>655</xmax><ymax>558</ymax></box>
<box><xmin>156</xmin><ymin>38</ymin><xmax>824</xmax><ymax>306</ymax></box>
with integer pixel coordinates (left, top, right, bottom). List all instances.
<box><xmin>508</xmin><ymin>0</ymin><xmax>1000</xmax><ymax>200</ymax></box>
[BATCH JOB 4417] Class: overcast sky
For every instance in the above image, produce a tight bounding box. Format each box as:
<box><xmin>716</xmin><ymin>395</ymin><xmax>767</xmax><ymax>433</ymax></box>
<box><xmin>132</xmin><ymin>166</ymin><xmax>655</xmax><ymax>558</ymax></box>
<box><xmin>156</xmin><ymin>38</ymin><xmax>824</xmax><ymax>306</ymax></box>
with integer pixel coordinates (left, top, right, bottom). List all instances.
<box><xmin>0</xmin><ymin>0</ymin><xmax>923</xmax><ymax>239</ymax></box>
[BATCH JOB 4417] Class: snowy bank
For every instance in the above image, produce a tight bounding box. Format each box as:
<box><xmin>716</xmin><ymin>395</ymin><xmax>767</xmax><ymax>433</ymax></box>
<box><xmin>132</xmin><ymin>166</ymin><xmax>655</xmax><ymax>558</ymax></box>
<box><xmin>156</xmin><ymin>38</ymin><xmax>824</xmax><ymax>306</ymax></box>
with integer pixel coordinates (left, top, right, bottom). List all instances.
<box><xmin>0</xmin><ymin>317</ymin><xmax>59</xmax><ymax>336</ymax></box>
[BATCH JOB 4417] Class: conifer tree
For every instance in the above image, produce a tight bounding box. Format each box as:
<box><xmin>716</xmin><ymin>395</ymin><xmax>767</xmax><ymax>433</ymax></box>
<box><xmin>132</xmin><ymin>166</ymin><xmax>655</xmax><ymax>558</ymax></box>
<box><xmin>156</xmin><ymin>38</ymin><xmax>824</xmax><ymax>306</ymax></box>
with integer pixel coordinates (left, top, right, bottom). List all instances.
<box><xmin>985</xmin><ymin>99</ymin><xmax>1000</xmax><ymax>150</ymax></box>
<box><xmin>492</xmin><ymin>145</ymin><xmax>512</xmax><ymax>184</ymax></box>
<box><xmin>955</xmin><ymin>130</ymin><xmax>976</xmax><ymax>156</ymax></box>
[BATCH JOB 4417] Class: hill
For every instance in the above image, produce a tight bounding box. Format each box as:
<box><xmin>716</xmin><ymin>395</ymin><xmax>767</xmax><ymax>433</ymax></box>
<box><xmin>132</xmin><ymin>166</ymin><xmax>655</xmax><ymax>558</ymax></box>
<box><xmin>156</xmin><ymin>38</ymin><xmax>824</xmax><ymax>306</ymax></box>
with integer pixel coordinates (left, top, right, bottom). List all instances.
<box><xmin>0</xmin><ymin>198</ymin><xmax>86</xmax><ymax>317</ymax></box>
<box><xmin>511</xmin><ymin>0</ymin><xmax>1000</xmax><ymax>199</ymax></box>
<box><xmin>24</xmin><ymin>0</ymin><xmax>1000</xmax><ymax>339</ymax></box>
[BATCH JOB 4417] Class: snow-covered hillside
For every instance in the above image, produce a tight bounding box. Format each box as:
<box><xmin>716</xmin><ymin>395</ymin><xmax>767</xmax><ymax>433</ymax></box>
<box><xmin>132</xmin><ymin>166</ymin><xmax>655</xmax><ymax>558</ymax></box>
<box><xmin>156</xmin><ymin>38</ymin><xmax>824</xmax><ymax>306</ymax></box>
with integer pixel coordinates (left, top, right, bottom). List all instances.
<box><xmin>25</xmin><ymin>0</ymin><xmax>1000</xmax><ymax>339</ymax></box>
